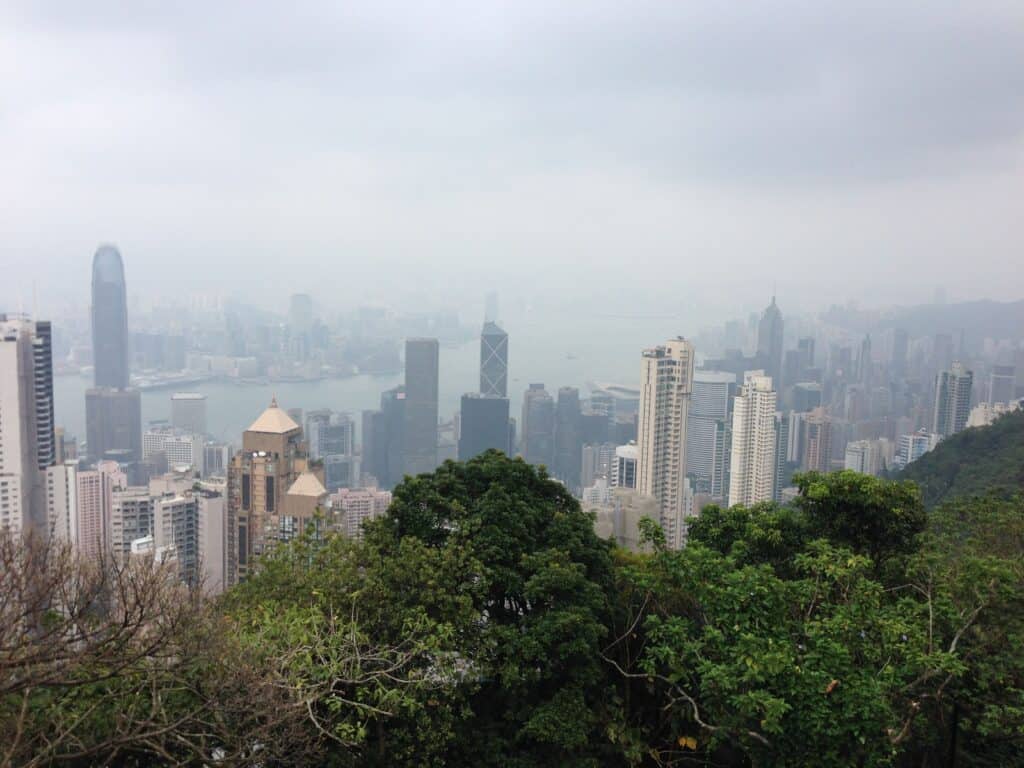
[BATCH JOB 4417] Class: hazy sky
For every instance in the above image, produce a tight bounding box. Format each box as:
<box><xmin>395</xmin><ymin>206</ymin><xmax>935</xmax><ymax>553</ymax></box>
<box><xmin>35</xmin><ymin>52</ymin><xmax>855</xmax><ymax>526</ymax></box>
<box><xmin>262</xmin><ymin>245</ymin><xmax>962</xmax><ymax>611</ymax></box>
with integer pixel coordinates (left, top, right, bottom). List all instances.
<box><xmin>2</xmin><ymin>1</ymin><xmax>1023</xmax><ymax>319</ymax></box>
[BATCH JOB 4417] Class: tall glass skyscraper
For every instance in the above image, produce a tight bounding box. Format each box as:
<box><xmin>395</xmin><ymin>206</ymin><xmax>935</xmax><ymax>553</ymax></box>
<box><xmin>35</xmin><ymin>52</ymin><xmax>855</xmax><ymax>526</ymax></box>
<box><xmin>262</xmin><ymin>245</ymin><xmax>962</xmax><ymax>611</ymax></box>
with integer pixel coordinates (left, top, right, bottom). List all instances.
<box><xmin>403</xmin><ymin>339</ymin><xmax>439</xmax><ymax>476</ymax></box>
<box><xmin>480</xmin><ymin>321</ymin><xmax>508</xmax><ymax>398</ymax></box>
<box><xmin>91</xmin><ymin>245</ymin><xmax>130</xmax><ymax>389</ymax></box>
<box><xmin>87</xmin><ymin>244</ymin><xmax>141</xmax><ymax>462</ymax></box>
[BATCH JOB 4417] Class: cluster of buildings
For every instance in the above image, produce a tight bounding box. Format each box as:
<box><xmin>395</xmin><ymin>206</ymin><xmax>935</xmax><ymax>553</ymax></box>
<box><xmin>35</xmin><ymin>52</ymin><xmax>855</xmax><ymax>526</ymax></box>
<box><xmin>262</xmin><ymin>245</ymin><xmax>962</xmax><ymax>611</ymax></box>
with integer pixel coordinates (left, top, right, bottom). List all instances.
<box><xmin>5</xmin><ymin>246</ymin><xmax>1024</xmax><ymax>581</ymax></box>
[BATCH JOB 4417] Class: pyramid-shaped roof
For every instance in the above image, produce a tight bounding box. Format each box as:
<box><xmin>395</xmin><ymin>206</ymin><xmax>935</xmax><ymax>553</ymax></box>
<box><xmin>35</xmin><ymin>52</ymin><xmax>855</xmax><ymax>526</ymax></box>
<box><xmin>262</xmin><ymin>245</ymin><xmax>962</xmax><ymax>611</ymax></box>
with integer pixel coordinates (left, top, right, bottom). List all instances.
<box><xmin>246</xmin><ymin>397</ymin><xmax>300</xmax><ymax>434</ymax></box>
<box><xmin>287</xmin><ymin>470</ymin><xmax>327</xmax><ymax>498</ymax></box>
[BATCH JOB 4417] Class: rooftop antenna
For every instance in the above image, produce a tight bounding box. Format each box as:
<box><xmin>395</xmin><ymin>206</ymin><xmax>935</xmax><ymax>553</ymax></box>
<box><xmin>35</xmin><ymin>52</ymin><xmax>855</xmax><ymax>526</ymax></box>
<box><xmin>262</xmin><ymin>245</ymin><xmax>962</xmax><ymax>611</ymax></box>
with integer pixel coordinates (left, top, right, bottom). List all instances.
<box><xmin>32</xmin><ymin>281</ymin><xmax>38</xmax><ymax>321</ymax></box>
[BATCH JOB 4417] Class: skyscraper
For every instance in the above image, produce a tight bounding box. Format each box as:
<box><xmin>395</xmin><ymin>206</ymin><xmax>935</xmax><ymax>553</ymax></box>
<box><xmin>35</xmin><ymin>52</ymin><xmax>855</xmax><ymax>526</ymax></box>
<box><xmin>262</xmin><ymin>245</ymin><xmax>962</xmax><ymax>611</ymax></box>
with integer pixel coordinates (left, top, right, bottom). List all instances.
<box><xmin>553</xmin><ymin>387</ymin><xmax>582</xmax><ymax>491</ymax></box>
<box><xmin>521</xmin><ymin>384</ymin><xmax>555</xmax><ymax>468</ymax></box>
<box><xmin>480</xmin><ymin>321</ymin><xmax>509</xmax><ymax>398</ymax></box>
<box><xmin>612</xmin><ymin>442</ymin><xmax>639</xmax><ymax>489</ymax></box>
<box><xmin>728</xmin><ymin>371</ymin><xmax>777</xmax><ymax>507</ymax></box>
<box><xmin>756</xmin><ymin>297</ymin><xmax>784</xmax><ymax>388</ymax></box>
<box><xmin>989</xmin><ymin>365</ymin><xmax>1016</xmax><ymax>405</ymax></box>
<box><xmin>226</xmin><ymin>399</ymin><xmax>310</xmax><ymax>584</ymax></box>
<box><xmin>0</xmin><ymin>315</ymin><xmax>55</xmax><ymax>534</ymax></box>
<box><xmin>636</xmin><ymin>338</ymin><xmax>695</xmax><ymax>548</ymax></box>
<box><xmin>802</xmin><ymin>407</ymin><xmax>834</xmax><ymax>472</ymax></box>
<box><xmin>773</xmin><ymin>412</ymin><xmax>793</xmax><ymax>502</ymax></box>
<box><xmin>890</xmin><ymin>328</ymin><xmax>909</xmax><ymax>379</ymax></box>
<box><xmin>933</xmin><ymin>361</ymin><xmax>973</xmax><ymax>438</ymax></box>
<box><xmin>85</xmin><ymin>388</ymin><xmax>143</xmax><ymax>462</ymax></box>
<box><xmin>87</xmin><ymin>244</ymin><xmax>141</xmax><ymax>462</ymax></box>
<box><xmin>403</xmin><ymin>338</ymin><xmax>439</xmax><ymax>476</ymax></box>
<box><xmin>306</xmin><ymin>411</ymin><xmax>358</xmax><ymax>492</ymax></box>
<box><xmin>171</xmin><ymin>392</ymin><xmax>208</xmax><ymax>435</ymax></box>
<box><xmin>91</xmin><ymin>245</ymin><xmax>130</xmax><ymax>389</ymax></box>
<box><xmin>458</xmin><ymin>394</ymin><xmax>511</xmax><ymax>460</ymax></box>
<box><xmin>685</xmin><ymin>370</ymin><xmax>735</xmax><ymax>494</ymax></box>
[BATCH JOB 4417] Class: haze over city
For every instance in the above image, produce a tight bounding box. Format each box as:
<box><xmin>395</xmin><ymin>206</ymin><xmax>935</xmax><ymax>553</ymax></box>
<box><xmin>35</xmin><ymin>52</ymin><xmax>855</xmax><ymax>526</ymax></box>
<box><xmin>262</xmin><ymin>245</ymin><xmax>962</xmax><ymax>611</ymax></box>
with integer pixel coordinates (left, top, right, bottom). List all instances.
<box><xmin>3</xmin><ymin>0</ymin><xmax>1024</xmax><ymax>314</ymax></box>
<box><xmin>3</xmin><ymin>3</ymin><xmax>1024</xmax><ymax>766</ymax></box>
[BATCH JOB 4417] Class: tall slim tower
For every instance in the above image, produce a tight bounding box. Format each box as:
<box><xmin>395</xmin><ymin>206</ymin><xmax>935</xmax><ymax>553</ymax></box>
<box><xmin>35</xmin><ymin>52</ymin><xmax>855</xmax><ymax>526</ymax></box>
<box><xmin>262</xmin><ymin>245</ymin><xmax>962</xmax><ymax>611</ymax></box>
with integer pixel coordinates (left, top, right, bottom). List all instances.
<box><xmin>480</xmin><ymin>322</ymin><xmax>508</xmax><ymax>398</ymax></box>
<box><xmin>728</xmin><ymin>371</ymin><xmax>777</xmax><ymax>507</ymax></box>
<box><xmin>933</xmin><ymin>361</ymin><xmax>973</xmax><ymax>438</ymax></box>
<box><xmin>802</xmin><ymin>407</ymin><xmax>834</xmax><ymax>472</ymax></box>
<box><xmin>0</xmin><ymin>315</ymin><xmax>55</xmax><ymax>534</ymax></box>
<box><xmin>403</xmin><ymin>338</ymin><xmax>440</xmax><ymax>476</ymax></box>
<box><xmin>756</xmin><ymin>297</ymin><xmax>784</xmax><ymax>388</ymax></box>
<box><xmin>685</xmin><ymin>370</ymin><xmax>735</xmax><ymax>494</ymax></box>
<box><xmin>87</xmin><ymin>244</ymin><xmax>141</xmax><ymax>462</ymax></box>
<box><xmin>553</xmin><ymin>387</ymin><xmax>581</xmax><ymax>492</ymax></box>
<box><xmin>521</xmin><ymin>384</ymin><xmax>555</xmax><ymax>468</ymax></box>
<box><xmin>636</xmin><ymin>338</ymin><xmax>695</xmax><ymax>548</ymax></box>
<box><xmin>91</xmin><ymin>245</ymin><xmax>130</xmax><ymax>389</ymax></box>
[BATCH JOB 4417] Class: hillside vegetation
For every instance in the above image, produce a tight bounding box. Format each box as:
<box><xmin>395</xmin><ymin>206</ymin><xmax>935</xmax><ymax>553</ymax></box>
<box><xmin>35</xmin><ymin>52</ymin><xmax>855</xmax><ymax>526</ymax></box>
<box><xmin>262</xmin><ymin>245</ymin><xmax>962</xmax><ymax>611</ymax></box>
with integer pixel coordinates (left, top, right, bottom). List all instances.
<box><xmin>899</xmin><ymin>408</ymin><xmax>1024</xmax><ymax>507</ymax></box>
<box><xmin>3</xmin><ymin>454</ymin><xmax>1023</xmax><ymax>767</ymax></box>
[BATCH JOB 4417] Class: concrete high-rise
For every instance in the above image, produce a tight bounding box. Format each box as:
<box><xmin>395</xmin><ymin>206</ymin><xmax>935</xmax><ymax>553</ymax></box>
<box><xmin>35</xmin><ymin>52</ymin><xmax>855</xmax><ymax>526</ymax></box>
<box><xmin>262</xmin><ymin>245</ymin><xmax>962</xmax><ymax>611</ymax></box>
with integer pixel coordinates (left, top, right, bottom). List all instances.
<box><xmin>933</xmin><ymin>361</ymin><xmax>973</xmax><ymax>438</ymax></box>
<box><xmin>171</xmin><ymin>393</ymin><xmax>207</xmax><ymax>435</ymax></box>
<box><xmin>989</xmin><ymin>365</ymin><xmax>1015</xmax><ymax>405</ymax></box>
<box><xmin>728</xmin><ymin>371</ymin><xmax>777</xmax><ymax>507</ymax></box>
<box><xmin>685</xmin><ymin>370</ymin><xmax>735</xmax><ymax>493</ymax></box>
<box><xmin>226</xmin><ymin>399</ymin><xmax>312</xmax><ymax>584</ymax></box>
<box><xmin>554</xmin><ymin>387</ymin><xmax>582</xmax><ymax>491</ymax></box>
<box><xmin>86</xmin><ymin>388</ymin><xmax>142</xmax><ymax>462</ymax></box>
<box><xmin>306</xmin><ymin>410</ymin><xmax>358</xmax><ymax>492</ymax></box>
<box><xmin>480</xmin><ymin>321</ymin><xmax>509</xmax><ymax>398</ymax></box>
<box><xmin>521</xmin><ymin>384</ymin><xmax>555</xmax><ymax>468</ymax></box>
<box><xmin>0</xmin><ymin>315</ymin><xmax>55</xmax><ymax>534</ymax></box>
<box><xmin>458</xmin><ymin>394</ymin><xmax>511</xmax><ymax>461</ymax></box>
<box><xmin>91</xmin><ymin>245</ymin><xmax>130</xmax><ymax>389</ymax></box>
<box><xmin>636</xmin><ymin>338</ymin><xmax>695</xmax><ymax>548</ymax></box>
<box><xmin>331</xmin><ymin>487</ymin><xmax>392</xmax><ymax>541</ymax></box>
<box><xmin>756</xmin><ymin>297</ymin><xmax>784</xmax><ymax>388</ymax></box>
<box><xmin>403</xmin><ymin>339</ymin><xmax>439</xmax><ymax>476</ymax></box>
<box><xmin>612</xmin><ymin>442</ymin><xmax>639</xmax><ymax>489</ymax></box>
<box><xmin>802</xmin><ymin>407</ymin><xmax>834</xmax><ymax>472</ymax></box>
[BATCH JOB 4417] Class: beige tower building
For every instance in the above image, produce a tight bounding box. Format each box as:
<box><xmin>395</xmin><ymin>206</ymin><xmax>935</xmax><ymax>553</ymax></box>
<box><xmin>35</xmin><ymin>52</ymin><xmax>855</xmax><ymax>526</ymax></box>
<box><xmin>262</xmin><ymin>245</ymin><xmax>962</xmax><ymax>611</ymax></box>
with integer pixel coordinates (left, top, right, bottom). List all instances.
<box><xmin>802</xmin><ymin>407</ymin><xmax>834</xmax><ymax>472</ymax></box>
<box><xmin>729</xmin><ymin>371</ymin><xmax>777</xmax><ymax>507</ymax></box>
<box><xmin>636</xmin><ymin>338</ymin><xmax>695</xmax><ymax>549</ymax></box>
<box><xmin>227</xmin><ymin>398</ymin><xmax>320</xmax><ymax>584</ymax></box>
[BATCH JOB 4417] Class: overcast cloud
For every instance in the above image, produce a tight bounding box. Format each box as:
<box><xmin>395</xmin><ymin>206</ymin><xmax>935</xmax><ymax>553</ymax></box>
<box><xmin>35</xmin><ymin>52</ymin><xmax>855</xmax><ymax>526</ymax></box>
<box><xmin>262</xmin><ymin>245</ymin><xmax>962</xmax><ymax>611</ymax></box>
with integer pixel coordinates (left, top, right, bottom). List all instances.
<box><xmin>1</xmin><ymin>0</ymin><xmax>1022</xmax><ymax>317</ymax></box>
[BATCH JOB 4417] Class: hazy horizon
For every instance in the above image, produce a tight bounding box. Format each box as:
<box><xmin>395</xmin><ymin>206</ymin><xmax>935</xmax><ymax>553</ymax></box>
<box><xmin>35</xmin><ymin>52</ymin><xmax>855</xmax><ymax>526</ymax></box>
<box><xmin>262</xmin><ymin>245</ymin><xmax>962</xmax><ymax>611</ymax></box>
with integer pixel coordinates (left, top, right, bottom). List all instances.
<box><xmin>2</xmin><ymin>0</ymin><xmax>1023</xmax><ymax>320</ymax></box>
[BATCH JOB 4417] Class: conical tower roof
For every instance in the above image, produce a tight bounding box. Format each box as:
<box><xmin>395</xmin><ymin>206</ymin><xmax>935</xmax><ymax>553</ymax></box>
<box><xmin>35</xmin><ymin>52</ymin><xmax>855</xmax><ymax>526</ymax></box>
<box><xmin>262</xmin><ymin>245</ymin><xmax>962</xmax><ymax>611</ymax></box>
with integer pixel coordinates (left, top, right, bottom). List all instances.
<box><xmin>246</xmin><ymin>396</ymin><xmax>300</xmax><ymax>434</ymax></box>
<box><xmin>287</xmin><ymin>470</ymin><xmax>327</xmax><ymax>498</ymax></box>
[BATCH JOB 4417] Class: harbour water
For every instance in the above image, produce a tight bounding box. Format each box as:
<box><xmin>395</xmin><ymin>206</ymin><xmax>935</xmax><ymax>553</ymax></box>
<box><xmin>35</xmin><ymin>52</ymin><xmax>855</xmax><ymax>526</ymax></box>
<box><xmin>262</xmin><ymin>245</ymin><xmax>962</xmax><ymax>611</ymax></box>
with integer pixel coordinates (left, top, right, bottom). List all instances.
<box><xmin>53</xmin><ymin>314</ymin><xmax>667</xmax><ymax>445</ymax></box>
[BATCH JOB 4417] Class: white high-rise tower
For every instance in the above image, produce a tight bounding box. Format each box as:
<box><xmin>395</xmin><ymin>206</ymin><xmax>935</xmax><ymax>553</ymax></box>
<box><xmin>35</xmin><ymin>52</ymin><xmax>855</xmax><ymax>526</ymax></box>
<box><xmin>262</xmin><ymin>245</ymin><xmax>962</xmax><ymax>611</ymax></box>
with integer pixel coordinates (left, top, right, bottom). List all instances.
<box><xmin>729</xmin><ymin>371</ymin><xmax>777</xmax><ymax>507</ymax></box>
<box><xmin>636</xmin><ymin>338</ymin><xmax>695</xmax><ymax>549</ymax></box>
<box><xmin>0</xmin><ymin>315</ymin><xmax>55</xmax><ymax>536</ymax></box>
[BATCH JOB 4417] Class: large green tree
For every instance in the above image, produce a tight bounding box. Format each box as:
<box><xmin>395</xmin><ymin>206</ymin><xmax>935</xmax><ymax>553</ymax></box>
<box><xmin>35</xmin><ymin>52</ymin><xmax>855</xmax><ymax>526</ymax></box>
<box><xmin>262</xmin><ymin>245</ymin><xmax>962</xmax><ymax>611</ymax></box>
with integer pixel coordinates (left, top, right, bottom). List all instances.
<box><xmin>365</xmin><ymin>450</ymin><xmax>619</xmax><ymax>767</ymax></box>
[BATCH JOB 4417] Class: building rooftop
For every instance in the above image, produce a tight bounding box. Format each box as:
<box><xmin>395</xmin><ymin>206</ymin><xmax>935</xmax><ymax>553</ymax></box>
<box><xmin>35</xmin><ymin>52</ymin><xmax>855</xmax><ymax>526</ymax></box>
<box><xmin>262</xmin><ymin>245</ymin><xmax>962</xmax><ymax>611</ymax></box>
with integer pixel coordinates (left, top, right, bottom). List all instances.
<box><xmin>287</xmin><ymin>471</ymin><xmax>327</xmax><ymax>498</ymax></box>
<box><xmin>246</xmin><ymin>397</ymin><xmax>300</xmax><ymax>434</ymax></box>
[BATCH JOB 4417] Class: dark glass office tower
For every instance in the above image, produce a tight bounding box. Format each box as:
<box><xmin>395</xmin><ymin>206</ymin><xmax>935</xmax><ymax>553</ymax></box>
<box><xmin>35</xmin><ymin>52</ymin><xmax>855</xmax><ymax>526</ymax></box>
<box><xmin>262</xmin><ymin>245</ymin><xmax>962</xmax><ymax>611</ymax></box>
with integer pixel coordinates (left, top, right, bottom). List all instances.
<box><xmin>521</xmin><ymin>383</ymin><xmax>555</xmax><ymax>468</ymax></box>
<box><xmin>403</xmin><ymin>338</ymin><xmax>439</xmax><ymax>476</ymax></box>
<box><xmin>91</xmin><ymin>244</ymin><xmax>130</xmax><ymax>389</ymax></box>
<box><xmin>458</xmin><ymin>394</ymin><xmax>510</xmax><ymax>461</ymax></box>
<box><xmin>480</xmin><ymin>321</ymin><xmax>508</xmax><ymax>397</ymax></box>
<box><xmin>553</xmin><ymin>387</ymin><xmax>581</xmax><ymax>492</ymax></box>
<box><xmin>86</xmin><ymin>244</ymin><xmax>141</xmax><ymax>462</ymax></box>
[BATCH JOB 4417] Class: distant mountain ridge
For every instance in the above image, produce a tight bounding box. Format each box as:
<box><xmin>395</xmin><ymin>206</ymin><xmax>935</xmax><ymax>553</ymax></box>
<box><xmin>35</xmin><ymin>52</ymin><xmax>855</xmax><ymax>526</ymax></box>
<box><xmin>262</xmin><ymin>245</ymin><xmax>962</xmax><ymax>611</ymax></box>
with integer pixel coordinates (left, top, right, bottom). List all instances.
<box><xmin>898</xmin><ymin>408</ymin><xmax>1024</xmax><ymax>507</ymax></box>
<box><xmin>821</xmin><ymin>299</ymin><xmax>1024</xmax><ymax>343</ymax></box>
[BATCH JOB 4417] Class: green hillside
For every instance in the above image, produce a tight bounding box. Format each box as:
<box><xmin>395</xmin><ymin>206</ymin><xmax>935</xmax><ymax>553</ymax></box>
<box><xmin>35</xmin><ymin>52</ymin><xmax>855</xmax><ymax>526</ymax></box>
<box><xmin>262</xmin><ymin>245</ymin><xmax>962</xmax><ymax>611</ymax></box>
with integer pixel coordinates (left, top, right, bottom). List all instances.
<box><xmin>899</xmin><ymin>408</ymin><xmax>1024</xmax><ymax>507</ymax></box>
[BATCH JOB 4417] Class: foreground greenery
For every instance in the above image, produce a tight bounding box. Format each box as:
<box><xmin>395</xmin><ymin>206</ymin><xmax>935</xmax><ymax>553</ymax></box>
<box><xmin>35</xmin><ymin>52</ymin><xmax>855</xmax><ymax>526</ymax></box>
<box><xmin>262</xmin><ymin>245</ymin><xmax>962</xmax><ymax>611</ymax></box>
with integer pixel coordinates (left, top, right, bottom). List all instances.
<box><xmin>899</xmin><ymin>408</ymin><xmax>1024</xmax><ymax>507</ymax></box>
<box><xmin>3</xmin><ymin>452</ymin><xmax>1023</xmax><ymax>766</ymax></box>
